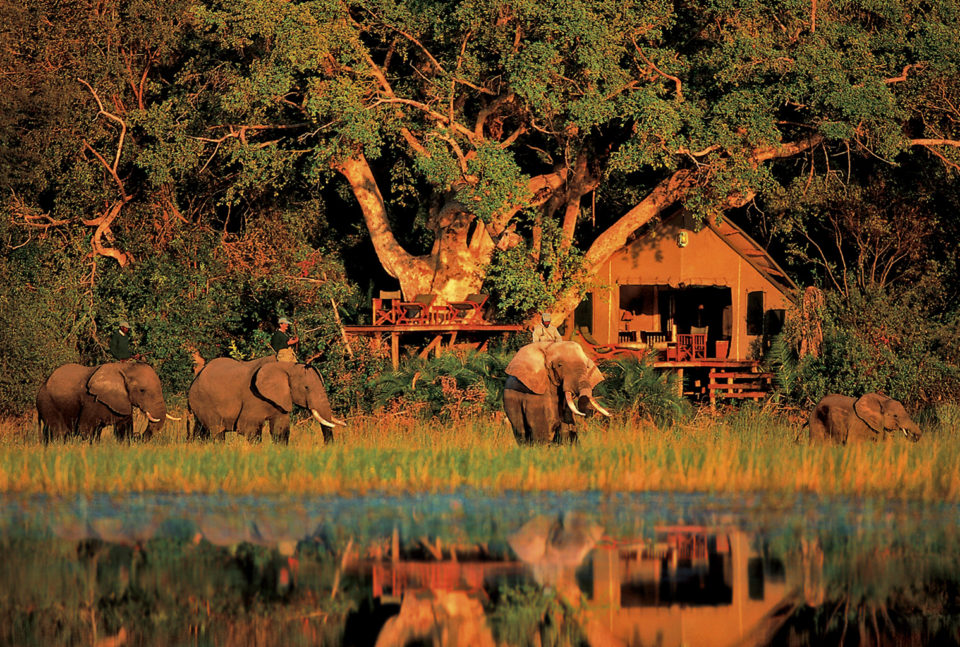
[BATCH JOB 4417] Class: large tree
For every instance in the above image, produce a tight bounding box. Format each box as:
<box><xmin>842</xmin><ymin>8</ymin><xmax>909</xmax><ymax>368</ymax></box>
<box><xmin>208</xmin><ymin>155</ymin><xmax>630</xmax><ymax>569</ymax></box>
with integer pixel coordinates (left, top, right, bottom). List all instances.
<box><xmin>6</xmin><ymin>0</ymin><xmax>960</xmax><ymax>315</ymax></box>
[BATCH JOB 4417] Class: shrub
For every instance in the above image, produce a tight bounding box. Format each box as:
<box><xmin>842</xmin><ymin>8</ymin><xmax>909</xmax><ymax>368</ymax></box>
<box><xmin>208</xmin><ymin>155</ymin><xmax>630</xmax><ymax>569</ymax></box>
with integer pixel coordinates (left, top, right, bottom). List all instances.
<box><xmin>770</xmin><ymin>285</ymin><xmax>960</xmax><ymax>408</ymax></box>
<box><xmin>595</xmin><ymin>357</ymin><xmax>689</xmax><ymax>426</ymax></box>
<box><xmin>371</xmin><ymin>350</ymin><xmax>510</xmax><ymax>419</ymax></box>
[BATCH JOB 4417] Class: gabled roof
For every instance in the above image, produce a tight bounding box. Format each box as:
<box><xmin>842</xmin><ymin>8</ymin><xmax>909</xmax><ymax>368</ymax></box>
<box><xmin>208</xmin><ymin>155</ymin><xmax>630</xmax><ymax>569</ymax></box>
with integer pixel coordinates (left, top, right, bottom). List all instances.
<box><xmin>628</xmin><ymin>209</ymin><xmax>797</xmax><ymax>297</ymax></box>
<box><xmin>706</xmin><ymin>217</ymin><xmax>798</xmax><ymax>296</ymax></box>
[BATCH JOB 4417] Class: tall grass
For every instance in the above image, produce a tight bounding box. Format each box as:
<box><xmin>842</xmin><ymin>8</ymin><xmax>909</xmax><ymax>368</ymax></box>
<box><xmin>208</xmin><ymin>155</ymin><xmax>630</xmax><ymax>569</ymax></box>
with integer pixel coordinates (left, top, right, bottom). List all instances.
<box><xmin>1</xmin><ymin>407</ymin><xmax>959</xmax><ymax>499</ymax></box>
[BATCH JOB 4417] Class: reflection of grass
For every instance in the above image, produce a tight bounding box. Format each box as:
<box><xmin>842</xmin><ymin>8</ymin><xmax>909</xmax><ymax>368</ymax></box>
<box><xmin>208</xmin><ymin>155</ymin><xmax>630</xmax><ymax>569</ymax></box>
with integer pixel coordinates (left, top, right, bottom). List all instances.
<box><xmin>2</xmin><ymin>409</ymin><xmax>960</xmax><ymax>498</ymax></box>
<box><xmin>0</xmin><ymin>536</ymin><xmax>355</xmax><ymax>647</ymax></box>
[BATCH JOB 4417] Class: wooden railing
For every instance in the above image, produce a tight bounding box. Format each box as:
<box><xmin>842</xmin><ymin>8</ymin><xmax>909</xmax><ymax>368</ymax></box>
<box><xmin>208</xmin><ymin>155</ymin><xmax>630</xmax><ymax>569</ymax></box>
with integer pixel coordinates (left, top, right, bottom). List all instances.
<box><xmin>707</xmin><ymin>370</ymin><xmax>774</xmax><ymax>405</ymax></box>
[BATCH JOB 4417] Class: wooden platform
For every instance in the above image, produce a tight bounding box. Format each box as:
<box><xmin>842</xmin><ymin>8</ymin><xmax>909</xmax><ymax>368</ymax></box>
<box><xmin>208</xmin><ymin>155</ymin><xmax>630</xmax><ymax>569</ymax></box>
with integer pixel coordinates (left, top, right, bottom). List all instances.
<box><xmin>344</xmin><ymin>324</ymin><xmax>523</xmax><ymax>370</ymax></box>
<box><xmin>647</xmin><ymin>359</ymin><xmax>773</xmax><ymax>403</ymax></box>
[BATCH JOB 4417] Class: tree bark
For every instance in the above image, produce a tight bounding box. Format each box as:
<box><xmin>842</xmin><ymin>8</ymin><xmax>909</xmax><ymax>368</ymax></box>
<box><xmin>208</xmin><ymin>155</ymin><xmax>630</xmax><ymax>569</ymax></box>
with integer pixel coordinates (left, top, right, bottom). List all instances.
<box><xmin>337</xmin><ymin>154</ymin><xmax>434</xmax><ymax>298</ymax></box>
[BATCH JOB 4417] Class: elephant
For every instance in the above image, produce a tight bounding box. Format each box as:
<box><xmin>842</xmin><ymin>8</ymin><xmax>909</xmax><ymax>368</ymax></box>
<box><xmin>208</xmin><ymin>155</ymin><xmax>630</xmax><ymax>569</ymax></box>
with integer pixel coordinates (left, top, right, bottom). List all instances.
<box><xmin>188</xmin><ymin>356</ymin><xmax>345</xmax><ymax>443</ymax></box>
<box><xmin>36</xmin><ymin>362</ymin><xmax>170</xmax><ymax>442</ymax></box>
<box><xmin>502</xmin><ymin>341</ymin><xmax>610</xmax><ymax>444</ymax></box>
<box><xmin>807</xmin><ymin>392</ymin><xmax>922</xmax><ymax>444</ymax></box>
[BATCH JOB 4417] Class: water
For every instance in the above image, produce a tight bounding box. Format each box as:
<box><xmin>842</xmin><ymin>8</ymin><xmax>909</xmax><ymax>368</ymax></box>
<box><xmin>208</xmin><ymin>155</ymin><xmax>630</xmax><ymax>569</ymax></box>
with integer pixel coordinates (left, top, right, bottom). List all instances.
<box><xmin>1</xmin><ymin>492</ymin><xmax>959</xmax><ymax>646</ymax></box>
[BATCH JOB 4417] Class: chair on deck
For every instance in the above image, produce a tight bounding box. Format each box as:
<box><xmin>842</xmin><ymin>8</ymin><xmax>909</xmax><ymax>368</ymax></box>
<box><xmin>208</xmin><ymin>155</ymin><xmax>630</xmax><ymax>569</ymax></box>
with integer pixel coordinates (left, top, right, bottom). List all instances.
<box><xmin>674</xmin><ymin>327</ymin><xmax>708</xmax><ymax>361</ymax></box>
<box><xmin>448</xmin><ymin>293</ymin><xmax>489</xmax><ymax>323</ymax></box>
<box><xmin>690</xmin><ymin>326</ymin><xmax>709</xmax><ymax>359</ymax></box>
<box><xmin>396</xmin><ymin>294</ymin><xmax>437</xmax><ymax>324</ymax></box>
<box><xmin>373</xmin><ymin>290</ymin><xmax>403</xmax><ymax>325</ymax></box>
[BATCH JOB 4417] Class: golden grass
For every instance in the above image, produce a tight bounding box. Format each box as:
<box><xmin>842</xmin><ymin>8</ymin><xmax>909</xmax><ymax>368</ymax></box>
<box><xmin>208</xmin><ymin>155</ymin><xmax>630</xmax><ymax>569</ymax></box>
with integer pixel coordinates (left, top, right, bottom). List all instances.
<box><xmin>0</xmin><ymin>407</ymin><xmax>958</xmax><ymax>499</ymax></box>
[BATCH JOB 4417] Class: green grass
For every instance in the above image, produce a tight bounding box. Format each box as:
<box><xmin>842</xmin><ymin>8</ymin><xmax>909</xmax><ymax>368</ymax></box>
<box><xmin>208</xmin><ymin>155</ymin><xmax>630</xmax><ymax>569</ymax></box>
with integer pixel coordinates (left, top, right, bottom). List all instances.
<box><xmin>1</xmin><ymin>406</ymin><xmax>959</xmax><ymax>499</ymax></box>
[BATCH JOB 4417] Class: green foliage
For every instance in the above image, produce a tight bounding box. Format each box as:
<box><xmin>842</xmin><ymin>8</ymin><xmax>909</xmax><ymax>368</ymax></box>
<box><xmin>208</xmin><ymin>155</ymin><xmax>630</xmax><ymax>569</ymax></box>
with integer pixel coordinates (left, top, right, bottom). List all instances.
<box><xmin>770</xmin><ymin>285</ymin><xmax>960</xmax><ymax>407</ymax></box>
<box><xmin>595</xmin><ymin>357</ymin><xmax>690</xmax><ymax>426</ymax></box>
<box><xmin>488</xmin><ymin>585</ymin><xmax>586</xmax><ymax>647</ymax></box>
<box><xmin>485</xmin><ymin>218</ymin><xmax>588</xmax><ymax>321</ymax></box>
<box><xmin>371</xmin><ymin>351</ymin><xmax>509</xmax><ymax>419</ymax></box>
<box><xmin>0</xmin><ymin>217</ymin><xmax>91</xmax><ymax>416</ymax></box>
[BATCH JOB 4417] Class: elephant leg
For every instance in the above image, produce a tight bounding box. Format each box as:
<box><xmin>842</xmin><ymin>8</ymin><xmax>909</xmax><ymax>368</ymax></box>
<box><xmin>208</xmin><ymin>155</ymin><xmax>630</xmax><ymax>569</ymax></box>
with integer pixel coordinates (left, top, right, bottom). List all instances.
<box><xmin>77</xmin><ymin>408</ymin><xmax>104</xmax><ymax>442</ymax></box>
<box><xmin>113</xmin><ymin>418</ymin><xmax>133</xmax><ymax>442</ymax></box>
<box><xmin>269</xmin><ymin>416</ymin><xmax>291</xmax><ymax>444</ymax></box>
<box><xmin>503</xmin><ymin>389</ymin><xmax>529</xmax><ymax>444</ymax></box>
<box><xmin>523</xmin><ymin>393</ymin><xmax>560</xmax><ymax>443</ymax></box>
<box><xmin>236</xmin><ymin>414</ymin><xmax>265</xmax><ymax>442</ymax></box>
<box><xmin>556</xmin><ymin>422</ymin><xmax>578</xmax><ymax>445</ymax></box>
<box><xmin>41</xmin><ymin>417</ymin><xmax>70</xmax><ymax>443</ymax></box>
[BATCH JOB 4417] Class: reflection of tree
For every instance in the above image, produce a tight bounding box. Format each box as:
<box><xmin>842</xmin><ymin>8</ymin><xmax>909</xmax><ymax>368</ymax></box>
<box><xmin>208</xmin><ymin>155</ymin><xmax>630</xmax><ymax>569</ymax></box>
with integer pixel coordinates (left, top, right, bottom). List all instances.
<box><xmin>768</xmin><ymin>528</ymin><xmax>960</xmax><ymax>647</ymax></box>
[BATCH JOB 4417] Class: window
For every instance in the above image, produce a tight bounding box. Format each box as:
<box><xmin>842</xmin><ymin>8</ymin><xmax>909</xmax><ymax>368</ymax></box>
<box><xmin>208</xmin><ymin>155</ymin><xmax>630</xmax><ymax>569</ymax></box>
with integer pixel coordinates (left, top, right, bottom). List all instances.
<box><xmin>746</xmin><ymin>291</ymin><xmax>764</xmax><ymax>335</ymax></box>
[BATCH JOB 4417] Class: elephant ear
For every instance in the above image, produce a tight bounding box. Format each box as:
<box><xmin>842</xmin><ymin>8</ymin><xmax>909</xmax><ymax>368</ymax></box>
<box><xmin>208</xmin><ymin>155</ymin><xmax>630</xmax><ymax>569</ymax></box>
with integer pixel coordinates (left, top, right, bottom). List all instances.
<box><xmin>87</xmin><ymin>364</ymin><xmax>132</xmax><ymax>416</ymax></box>
<box><xmin>506</xmin><ymin>344</ymin><xmax>550</xmax><ymax>394</ymax></box>
<box><xmin>854</xmin><ymin>392</ymin><xmax>889</xmax><ymax>433</ymax></box>
<box><xmin>253</xmin><ymin>362</ymin><xmax>293</xmax><ymax>412</ymax></box>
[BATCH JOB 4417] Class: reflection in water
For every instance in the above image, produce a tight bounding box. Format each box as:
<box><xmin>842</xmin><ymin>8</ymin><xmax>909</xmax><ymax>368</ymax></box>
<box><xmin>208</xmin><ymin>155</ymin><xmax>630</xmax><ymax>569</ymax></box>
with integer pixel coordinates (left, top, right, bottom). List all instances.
<box><xmin>1</xmin><ymin>494</ymin><xmax>960</xmax><ymax>646</ymax></box>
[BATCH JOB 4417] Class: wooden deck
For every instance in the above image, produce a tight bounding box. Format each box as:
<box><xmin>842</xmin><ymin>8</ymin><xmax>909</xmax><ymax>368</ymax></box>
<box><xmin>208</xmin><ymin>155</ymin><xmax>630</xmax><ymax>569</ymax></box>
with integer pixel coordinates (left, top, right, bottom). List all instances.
<box><xmin>344</xmin><ymin>323</ymin><xmax>523</xmax><ymax>370</ymax></box>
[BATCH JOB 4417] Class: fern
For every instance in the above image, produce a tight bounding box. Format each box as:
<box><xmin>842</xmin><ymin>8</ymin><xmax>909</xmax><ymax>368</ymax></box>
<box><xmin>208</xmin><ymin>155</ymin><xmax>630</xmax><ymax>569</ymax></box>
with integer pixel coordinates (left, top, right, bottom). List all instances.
<box><xmin>596</xmin><ymin>357</ymin><xmax>689</xmax><ymax>426</ymax></box>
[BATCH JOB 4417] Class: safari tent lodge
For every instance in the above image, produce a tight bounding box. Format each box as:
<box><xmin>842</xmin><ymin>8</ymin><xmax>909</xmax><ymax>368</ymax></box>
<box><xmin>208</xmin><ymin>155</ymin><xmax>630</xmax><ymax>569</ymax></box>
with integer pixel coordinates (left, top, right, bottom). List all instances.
<box><xmin>574</xmin><ymin>210</ymin><xmax>796</xmax><ymax>399</ymax></box>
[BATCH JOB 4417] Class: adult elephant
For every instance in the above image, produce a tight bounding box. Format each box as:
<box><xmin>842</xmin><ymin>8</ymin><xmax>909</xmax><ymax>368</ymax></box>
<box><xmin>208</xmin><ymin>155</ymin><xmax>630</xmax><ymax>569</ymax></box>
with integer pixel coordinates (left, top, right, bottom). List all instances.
<box><xmin>808</xmin><ymin>392</ymin><xmax>922</xmax><ymax>443</ymax></box>
<box><xmin>188</xmin><ymin>356</ymin><xmax>345</xmax><ymax>443</ymax></box>
<box><xmin>36</xmin><ymin>362</ymin><xmax>171</xmax><ymax>442</ymax></box>
<box><xmin>502</xmin><ymin>341</ymin><xmax>610</xmax><ymax>444</ymax></box>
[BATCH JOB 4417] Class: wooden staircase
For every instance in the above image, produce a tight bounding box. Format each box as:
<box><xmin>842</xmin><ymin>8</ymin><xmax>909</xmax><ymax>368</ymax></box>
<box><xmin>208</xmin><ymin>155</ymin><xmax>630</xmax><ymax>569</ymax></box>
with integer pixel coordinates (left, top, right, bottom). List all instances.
<box><xmin>707</xmin><ymin>369</ymin><xmax>774</xmax><ymax>406</ymax></box>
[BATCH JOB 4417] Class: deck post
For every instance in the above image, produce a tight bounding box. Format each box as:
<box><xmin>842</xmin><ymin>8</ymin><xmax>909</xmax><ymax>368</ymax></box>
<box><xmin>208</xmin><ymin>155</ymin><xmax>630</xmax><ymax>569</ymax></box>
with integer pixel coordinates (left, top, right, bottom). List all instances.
<box><xmin>676</xmin><ymin>368</ymin><xmax>684</xmax><ymax>398</ymax></box>
<box><xmin>391</xmin><ymin>332</ymin><xmax>399</xmax><ymax>371</ymax></box>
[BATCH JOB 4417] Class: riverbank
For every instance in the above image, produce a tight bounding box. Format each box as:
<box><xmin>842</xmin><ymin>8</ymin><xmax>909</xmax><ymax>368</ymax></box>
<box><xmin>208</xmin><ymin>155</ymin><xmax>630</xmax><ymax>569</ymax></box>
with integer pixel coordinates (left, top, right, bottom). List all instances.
<box><xmin>1</xmin><ymin>408</ymin><xmax>958</xmax><ymax>499</ymax></box>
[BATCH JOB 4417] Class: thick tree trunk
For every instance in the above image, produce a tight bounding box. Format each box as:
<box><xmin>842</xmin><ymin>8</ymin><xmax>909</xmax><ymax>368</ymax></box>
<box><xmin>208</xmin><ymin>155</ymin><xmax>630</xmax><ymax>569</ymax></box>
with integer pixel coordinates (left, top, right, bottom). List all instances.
<box><xmin>550</xmin><ymin>169</ymin><xmax>694</xmax><ymax>317</ymax></box>
<box><xmin>337</xmin><ymin>154</ymin><xmax>434</xmax><ymax>299</ymax></box>
<box><xmin>338</xmin><ymin>153</ymin><xmax>495</xmax><ymax>303</ymax></box>
<box><xmin>427</xmin><ymin>210</ymin><xmax>496</xmax><ymax>302</ymax></box>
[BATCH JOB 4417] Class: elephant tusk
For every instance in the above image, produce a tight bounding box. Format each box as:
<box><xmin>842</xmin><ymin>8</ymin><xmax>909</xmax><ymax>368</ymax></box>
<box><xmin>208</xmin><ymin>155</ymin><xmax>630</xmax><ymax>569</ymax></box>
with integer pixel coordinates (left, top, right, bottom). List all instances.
<box><xmin>166</xmin><ymin>413</ymin><xmax>182</xmax><ymax>421</ymax></box>
<box><xmin>565</xmin><ymin>392</ymin><xmax>586</xmax><ymax>417</ymax></box>
<box><xmin>587</xmin><ymin>394</ymin><xmax>611</xmax><ymax>418</ymax></box>
<box><xmin>332</xmin><ymin>417</ymin><xmax>348</xmax><ymax>427</ymax></box>
<box><xmin>311</xmin><ymin>409</ymin><xmax>336</xmax><ymax>427</ymax></box>
<box><xmin>146</xmin><ymin>413</ymin><xmax>161</xmax><ymax>423</ymax></box>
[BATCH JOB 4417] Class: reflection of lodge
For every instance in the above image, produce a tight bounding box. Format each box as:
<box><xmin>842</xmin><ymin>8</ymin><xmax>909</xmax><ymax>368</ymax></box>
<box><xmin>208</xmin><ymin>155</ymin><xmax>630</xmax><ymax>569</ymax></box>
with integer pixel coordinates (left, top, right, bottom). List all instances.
<box><xmin>370</xmin><ymin>525</ymin><xmax>790</xmax><ymax>647</ymax></box>
<box><xmin>590</xmin><ymin>526</ymin><xmax>788</xmax><ymax>647</ymax></box>
<box><xmin>344</xmin><ymin>291</ymin><xmax>522</xmax><ymax>370</ymax></box>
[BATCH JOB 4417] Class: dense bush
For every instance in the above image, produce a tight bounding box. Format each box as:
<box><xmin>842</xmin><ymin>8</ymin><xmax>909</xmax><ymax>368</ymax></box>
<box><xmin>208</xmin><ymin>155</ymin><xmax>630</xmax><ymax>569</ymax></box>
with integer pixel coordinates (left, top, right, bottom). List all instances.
<box><xmin>0</xmin><ymin>212</ymin><xmax>367</xmax><ymax>416</ymax></box>
<box><xmin>371</xmin><ymin>351</ymin><xmax>510</xmax><ymax>419</ymax></box>
<box><xmin>769</xmin><ymin>285</ymin><xmax>960</xmax><ymax>408</ymax></box>
<box><xmin>595</xmin><ymin>357</ymin><xmax>690</xmax><ymax>426</ymax></box>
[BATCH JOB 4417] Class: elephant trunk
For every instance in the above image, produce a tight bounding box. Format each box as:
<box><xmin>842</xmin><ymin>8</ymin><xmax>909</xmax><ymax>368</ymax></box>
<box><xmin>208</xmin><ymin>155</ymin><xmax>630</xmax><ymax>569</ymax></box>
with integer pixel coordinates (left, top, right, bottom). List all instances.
<box><xmin>308</xmin><ymin>388</ymin><xmax>345</xmax><ymax>428</ymax></box>
<box><xmin>901</xmin><ymin>421</ymin><xmax>922</xmax><ymax>442</ymax></box>
<box><xmin>140</xmin><ymin>397</ymin><xmax>167</xmax><ymax>435</ymax></box>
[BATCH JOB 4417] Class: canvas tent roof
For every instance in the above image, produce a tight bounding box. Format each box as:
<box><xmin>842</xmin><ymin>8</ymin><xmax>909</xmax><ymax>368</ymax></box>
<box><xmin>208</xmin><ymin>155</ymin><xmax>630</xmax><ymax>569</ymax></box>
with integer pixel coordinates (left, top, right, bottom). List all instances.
<box><xmin>626</xmin><ymin>210</ymin><xmax>798</xmax><ymax>297</ymax></box>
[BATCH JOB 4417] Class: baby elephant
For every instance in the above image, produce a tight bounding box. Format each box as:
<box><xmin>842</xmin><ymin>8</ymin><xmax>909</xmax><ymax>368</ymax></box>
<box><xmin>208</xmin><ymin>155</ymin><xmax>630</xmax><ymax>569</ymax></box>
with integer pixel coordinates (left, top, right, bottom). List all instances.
<box><xmin>808</xmin><ymin>392</ymin><xmax>921</xmax><ymax>444</ymax></box>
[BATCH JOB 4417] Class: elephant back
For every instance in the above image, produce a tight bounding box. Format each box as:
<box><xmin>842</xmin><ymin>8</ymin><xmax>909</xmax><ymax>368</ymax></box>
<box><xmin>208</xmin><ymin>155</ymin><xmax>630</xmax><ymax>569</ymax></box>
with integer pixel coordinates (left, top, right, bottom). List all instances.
<box><xmin>41</xmin><ymin>364</ymin><xmax>96</xmax><ymax>406</ymax></box>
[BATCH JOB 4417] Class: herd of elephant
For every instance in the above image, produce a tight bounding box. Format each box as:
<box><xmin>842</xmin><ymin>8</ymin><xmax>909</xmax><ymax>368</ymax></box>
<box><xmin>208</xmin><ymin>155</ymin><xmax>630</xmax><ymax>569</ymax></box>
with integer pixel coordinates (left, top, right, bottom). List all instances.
<box><xmin>35</xmin><ymin>340</ymin><xmax>923</xmax><ymax>445</ymax></box>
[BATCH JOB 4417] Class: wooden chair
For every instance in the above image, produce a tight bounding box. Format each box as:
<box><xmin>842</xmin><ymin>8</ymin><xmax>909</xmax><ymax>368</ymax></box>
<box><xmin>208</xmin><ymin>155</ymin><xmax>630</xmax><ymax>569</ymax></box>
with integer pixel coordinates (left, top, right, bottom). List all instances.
<box><xmin>448</xmin><ymin>293</ymin><xmax>489</xmax><ymax>323</ymax></box>
<box><xmin>395</xmin><ymin>294</ymin><xmax>437</xmax><ymax>324</ymax></box>
<box><xmin>690</xmin><ymin>326</ymin><xmax>709</xmax><ymax>359</ymax></box>
<box><xmin>373</xmin><ymin>290</ymin><xmax>403</xmax><ymax>325</ymax></box>
<box><xmin>674</xmin><ymin>331</ymin><xmax>708</xmax><ymax>361</ymax></box>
